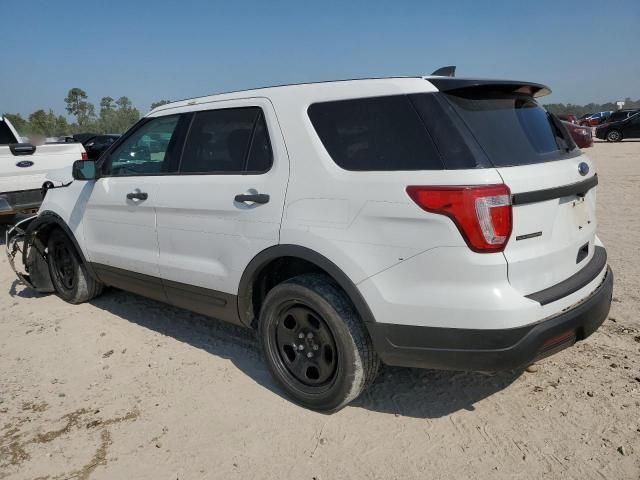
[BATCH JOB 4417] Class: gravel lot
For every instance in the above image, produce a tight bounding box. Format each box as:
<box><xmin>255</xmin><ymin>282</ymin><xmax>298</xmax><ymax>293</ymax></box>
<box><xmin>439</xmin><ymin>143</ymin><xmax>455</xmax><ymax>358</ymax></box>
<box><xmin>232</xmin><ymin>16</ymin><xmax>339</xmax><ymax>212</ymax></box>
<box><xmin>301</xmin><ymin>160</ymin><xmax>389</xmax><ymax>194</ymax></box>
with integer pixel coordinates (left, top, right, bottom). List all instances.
<box><xmin>1</xmin><ymin>140</ymin><xmax>639</xmax><ymax>480</ymax></box>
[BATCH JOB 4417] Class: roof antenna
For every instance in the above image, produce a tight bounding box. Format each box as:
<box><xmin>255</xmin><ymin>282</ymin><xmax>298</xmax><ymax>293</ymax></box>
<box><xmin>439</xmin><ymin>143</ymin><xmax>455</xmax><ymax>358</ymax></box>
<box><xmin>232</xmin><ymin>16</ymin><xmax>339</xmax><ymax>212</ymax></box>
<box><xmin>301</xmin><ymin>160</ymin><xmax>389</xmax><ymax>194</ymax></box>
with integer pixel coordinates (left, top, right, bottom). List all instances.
<box><xmin>431</xmin><ymin>66</ymin><xmax>456</xmax><ymax>77</ymax></box>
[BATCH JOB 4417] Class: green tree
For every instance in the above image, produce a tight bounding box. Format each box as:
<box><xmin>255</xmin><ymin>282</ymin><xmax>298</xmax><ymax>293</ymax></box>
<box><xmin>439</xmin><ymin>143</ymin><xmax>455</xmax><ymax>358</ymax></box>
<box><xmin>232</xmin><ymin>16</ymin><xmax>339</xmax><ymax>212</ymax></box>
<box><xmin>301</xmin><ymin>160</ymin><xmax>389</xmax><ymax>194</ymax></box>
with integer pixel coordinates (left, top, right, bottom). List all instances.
<box><xmin>54</xmin><ymin>115</ymin><xmax>70</xmax><ymax>136</ymax></box>
<box><xmin>28</xmin><ymin>109</ymin><xmax>57</xmax><ymax>135</ymax></box>
<box><xmin>64</xmin><ymin>87</ymin><xmax>96</xmax><ymax>129</ymax></box>
<box><xmin>98</xmin><ymin>96</ymin><xmax>117</xmax><ymax>132</ymax></box>
<box><xmin>111</xmin><ymin>96</ymin><xmax>140</xmax><ymax>133</ymax></box>
<box><xmin>2</xmin><ymin>113</ymin><xmax>28</xmax><ymax>134</ymax></box>
<box><xmin>150</xmin><ymin>100</ymin><xmax>171</xmax><ymax>110</ymax></box>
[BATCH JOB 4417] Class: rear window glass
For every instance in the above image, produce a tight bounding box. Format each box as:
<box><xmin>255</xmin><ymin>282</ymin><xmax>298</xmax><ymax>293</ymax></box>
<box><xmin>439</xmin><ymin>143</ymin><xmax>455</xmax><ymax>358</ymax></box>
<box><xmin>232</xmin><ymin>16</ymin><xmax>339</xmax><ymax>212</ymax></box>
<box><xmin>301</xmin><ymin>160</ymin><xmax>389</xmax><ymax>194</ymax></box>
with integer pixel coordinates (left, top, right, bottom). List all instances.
<box><xmin>0</xmin><ymin>121</ymin><xmax>17</xmax><ymax>144</ymax></box>
<box><xmin>443</xmin><ymin>93</ymin><xmax>574</xmax><ymax>167</ymax></box>
<box><xmin>308</xmin><ymin>96</ymin><xmax>444</xmax><ymax>171</ymax></box>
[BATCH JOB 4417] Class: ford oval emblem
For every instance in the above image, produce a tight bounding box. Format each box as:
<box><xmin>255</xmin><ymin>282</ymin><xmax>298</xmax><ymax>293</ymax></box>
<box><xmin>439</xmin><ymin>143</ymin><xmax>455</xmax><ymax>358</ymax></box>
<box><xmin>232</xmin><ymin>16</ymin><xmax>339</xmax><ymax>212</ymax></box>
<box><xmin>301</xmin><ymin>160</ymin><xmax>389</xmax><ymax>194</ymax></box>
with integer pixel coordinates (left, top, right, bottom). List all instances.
<box><xmin>578</xmin><ymin>162</ymin><xmax>589</xmax><ymax>176</ymax></box>
<box><xmin>16</xmin><ymin>160</ymin><xmax>34</xmax><ymax>168</ymax></box>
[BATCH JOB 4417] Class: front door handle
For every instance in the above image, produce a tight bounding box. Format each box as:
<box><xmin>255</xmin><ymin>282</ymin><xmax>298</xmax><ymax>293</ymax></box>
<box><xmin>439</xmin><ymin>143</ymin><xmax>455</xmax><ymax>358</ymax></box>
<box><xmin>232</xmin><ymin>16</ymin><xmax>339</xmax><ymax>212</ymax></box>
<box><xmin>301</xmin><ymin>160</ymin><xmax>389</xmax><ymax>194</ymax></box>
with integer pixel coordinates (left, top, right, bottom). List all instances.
<box><xmin>234</xmin><ymin>193</ymin><xmax>270</xmax><ymax>204</ymax></box>
<box><xmin>127</xmin><ymin>191</ymin><xmax>148</xmax><ymax>201</ymax></box>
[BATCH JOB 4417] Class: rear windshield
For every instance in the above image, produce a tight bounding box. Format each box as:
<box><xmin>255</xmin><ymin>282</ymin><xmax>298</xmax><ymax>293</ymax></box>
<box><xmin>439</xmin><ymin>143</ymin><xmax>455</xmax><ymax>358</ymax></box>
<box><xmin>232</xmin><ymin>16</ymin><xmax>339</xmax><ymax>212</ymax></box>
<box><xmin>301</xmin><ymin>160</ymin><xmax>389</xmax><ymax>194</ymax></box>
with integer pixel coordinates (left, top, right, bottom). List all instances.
<box><xmin>443</xmin><ymin>93</ymin><xmax>575</xmax><ymax>167</ymax></box>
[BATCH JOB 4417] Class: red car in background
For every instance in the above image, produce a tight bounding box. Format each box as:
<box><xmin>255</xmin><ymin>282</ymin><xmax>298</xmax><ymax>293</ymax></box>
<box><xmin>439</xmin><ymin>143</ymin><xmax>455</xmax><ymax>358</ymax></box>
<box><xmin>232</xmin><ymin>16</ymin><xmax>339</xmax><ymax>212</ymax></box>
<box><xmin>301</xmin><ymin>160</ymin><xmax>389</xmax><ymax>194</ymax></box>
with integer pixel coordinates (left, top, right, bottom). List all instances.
<box><xmin>557</xmin><ymin>113</ymin><xmax>578</xmax><ymax>124</ymax></box>
<box><xmin>562</xmin><ymin>120</ymin><xmax>593</xmax><ymax>148</ymax></box>
<box><xmin>579</xmin><ymin>111</ymin><xmax>611</xmax><ymax>126</ymax></box>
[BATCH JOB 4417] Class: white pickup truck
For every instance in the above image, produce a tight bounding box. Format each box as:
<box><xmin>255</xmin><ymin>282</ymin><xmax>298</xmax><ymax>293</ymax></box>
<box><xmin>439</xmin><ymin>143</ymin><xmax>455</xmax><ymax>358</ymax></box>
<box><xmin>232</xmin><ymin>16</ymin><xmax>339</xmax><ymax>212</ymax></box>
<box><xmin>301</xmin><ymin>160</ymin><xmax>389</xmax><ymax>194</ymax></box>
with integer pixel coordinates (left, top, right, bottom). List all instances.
<box><xmin>0</xmin><ymin>116</ymin><xmax>86</xmax><ymax>222</ymax></box>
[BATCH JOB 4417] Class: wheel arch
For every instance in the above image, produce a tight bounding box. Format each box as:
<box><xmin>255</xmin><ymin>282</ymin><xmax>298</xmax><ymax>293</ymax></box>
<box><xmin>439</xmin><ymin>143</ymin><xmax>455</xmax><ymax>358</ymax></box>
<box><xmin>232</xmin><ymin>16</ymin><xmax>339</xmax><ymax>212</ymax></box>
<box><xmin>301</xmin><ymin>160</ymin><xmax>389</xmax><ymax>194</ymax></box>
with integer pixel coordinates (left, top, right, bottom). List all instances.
<box><xmin>27</xmin><ymin>211</ymin><xmax>98</xmax><ymax>280</ymax></box>
<box><xmin>237</xmin><ymin>245</ymin><xmax>376</xmax><ymax>328</ymax></box>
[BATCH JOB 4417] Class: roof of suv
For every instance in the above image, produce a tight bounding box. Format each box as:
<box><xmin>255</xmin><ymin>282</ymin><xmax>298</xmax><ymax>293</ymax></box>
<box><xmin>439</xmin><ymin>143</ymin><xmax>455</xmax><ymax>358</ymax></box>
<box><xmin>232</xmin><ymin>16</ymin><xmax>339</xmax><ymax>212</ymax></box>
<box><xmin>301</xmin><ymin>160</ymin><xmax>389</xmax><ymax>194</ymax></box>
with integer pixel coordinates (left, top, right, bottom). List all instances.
<box><xmin>149</xmin><ymin>76</ymin><xmax>551</xmax><ymax>117</ymax></box>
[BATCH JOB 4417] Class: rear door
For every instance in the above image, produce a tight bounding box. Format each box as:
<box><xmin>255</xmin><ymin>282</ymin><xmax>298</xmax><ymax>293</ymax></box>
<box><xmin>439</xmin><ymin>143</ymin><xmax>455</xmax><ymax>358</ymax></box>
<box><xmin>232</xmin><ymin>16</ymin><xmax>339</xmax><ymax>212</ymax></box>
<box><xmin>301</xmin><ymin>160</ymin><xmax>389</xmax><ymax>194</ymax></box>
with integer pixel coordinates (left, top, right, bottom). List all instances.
<box><xmin>442</xmin><ymin>91</ymin><xmax>599</xmax><ymax>295</ymax></box>
<box><xmin>152</xmin><ymin>99</ymin><xmax>289</xmax><ymax>322</ymax></box>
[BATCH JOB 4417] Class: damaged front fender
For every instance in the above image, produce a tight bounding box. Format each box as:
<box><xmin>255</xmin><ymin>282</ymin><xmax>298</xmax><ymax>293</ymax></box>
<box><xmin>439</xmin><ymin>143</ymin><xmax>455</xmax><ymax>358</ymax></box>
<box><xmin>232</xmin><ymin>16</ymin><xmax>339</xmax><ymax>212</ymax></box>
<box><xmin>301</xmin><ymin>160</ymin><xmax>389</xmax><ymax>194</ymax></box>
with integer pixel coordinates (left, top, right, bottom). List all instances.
<box><xmin>6</xmin><ymin>215</ymin><xmax>54</xmax><ymax>292</ymax></box>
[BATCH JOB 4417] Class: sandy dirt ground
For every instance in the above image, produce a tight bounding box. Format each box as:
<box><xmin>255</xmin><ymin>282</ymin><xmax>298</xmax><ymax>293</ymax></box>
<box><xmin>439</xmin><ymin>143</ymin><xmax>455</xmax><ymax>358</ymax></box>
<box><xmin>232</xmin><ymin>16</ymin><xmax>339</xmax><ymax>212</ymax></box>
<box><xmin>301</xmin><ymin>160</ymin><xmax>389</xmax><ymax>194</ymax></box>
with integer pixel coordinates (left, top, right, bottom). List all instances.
<box><xmin>0</xmin><ymin>140</ymin><xmax>639</xmax><ymax>480</ymax></box>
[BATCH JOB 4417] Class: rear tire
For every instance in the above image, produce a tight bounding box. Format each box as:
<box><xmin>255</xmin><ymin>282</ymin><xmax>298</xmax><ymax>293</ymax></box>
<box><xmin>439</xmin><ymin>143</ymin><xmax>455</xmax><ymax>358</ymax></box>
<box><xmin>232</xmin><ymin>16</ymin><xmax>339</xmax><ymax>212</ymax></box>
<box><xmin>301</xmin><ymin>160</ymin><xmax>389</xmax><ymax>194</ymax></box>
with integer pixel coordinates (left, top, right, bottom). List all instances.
<box><xmin>47</xmin><ymin>229</ymin><xmax>103</xmax><ymax>304</ymax></box>
<box><xmin>606</xmin><ymin>129</ymin><xmax>622</xmax><ymax>142</ymax></box>
<box><xmin>258</xmin><ymin>274</ymin><xmax>379</xmax><ymax>412</ymax></box>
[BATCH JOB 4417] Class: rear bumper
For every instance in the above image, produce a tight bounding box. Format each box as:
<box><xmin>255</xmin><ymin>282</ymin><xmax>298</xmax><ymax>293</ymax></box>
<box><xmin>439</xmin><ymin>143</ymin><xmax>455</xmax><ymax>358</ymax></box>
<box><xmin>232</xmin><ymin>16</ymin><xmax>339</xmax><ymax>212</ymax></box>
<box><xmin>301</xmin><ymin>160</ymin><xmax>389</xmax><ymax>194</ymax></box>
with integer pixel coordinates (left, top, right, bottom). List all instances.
<box><xmin>0</xmin><ymin>188</ymin><xmax>43</xmax><ymax>215</ymax></box>
<box><xmin>368</xmin><ymin>266</ymin><xmax>613</xmax><ymax>371</ymax></box>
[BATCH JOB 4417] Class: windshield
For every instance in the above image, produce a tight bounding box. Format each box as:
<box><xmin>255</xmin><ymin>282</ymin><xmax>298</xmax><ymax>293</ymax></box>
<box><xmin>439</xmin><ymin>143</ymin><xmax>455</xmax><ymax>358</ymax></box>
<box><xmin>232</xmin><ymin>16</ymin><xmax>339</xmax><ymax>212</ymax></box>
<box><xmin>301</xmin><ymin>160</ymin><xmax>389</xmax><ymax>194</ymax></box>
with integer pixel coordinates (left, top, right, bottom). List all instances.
<box><xmin>444</xmin><ymin>93</ymin><xmax>576</xmax><ymax>167</ymax></box>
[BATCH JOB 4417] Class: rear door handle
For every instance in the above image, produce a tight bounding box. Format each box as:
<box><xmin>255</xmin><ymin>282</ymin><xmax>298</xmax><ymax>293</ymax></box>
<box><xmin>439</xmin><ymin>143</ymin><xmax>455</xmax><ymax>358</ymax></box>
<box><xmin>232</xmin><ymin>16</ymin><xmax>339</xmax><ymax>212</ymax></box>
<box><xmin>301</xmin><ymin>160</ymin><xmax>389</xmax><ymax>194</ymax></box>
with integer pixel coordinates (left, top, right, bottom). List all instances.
<box><xmin>234</xmin><ymin>193</ymin><xmax>270</xmax><ymax>204</ymax></box>
<box><xmin>126</xmin><ymin>191</ymin><xmax>148</xmax><ymax>200</ymax></box>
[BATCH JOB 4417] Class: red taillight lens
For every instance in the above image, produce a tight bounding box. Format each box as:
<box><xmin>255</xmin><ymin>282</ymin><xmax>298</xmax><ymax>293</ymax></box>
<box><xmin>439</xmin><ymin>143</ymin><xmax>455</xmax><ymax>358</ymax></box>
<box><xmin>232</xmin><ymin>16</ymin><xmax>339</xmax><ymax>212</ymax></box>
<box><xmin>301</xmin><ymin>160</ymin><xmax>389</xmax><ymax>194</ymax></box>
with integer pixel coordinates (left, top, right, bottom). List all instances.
<box><xmin>81</xmin><ymin>152</ymin><xmax>89</xmax><ymax>160</ymax></box>
<box><xmin>406</xmin><ymin>184</ymin><xmax>512</xmax><ymax>253</ymax></box>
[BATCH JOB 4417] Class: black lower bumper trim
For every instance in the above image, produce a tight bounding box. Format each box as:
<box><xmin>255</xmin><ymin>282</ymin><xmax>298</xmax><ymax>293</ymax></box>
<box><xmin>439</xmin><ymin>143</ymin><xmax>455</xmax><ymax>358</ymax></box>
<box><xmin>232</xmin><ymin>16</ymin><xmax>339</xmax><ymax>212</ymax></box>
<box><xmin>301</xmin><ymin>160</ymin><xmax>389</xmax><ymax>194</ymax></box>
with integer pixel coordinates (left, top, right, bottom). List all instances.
<box><xmin>526</xmin><ymin>246</ymin><xmax>607</xmax><ymax>306</ymax></box>
<box><xmin>367</xmin><ymin>266</ymin><xmax>613</xmax><ymax>372</ymax></box>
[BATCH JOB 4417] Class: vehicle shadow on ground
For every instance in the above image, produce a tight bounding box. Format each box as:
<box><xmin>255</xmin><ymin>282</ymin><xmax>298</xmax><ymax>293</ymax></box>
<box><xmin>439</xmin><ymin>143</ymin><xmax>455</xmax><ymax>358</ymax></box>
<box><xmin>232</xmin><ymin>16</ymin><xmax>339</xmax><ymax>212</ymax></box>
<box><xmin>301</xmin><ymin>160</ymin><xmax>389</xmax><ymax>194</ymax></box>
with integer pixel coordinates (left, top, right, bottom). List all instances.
<box><xmin>81</xmin><ymin>287</ymin><xmax>522</xmax><ymax>418</ymax></box>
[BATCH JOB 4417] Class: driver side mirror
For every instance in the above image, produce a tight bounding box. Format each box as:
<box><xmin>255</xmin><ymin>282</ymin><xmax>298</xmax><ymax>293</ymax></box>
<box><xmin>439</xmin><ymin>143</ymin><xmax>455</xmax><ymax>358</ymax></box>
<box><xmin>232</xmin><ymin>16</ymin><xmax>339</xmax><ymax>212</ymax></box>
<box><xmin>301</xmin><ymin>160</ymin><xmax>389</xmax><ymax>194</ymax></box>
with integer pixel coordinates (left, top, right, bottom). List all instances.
<box><xmin>72</xmin><ymin>160</ymin><xmax>97</xmax><ymax>180</ymax></box>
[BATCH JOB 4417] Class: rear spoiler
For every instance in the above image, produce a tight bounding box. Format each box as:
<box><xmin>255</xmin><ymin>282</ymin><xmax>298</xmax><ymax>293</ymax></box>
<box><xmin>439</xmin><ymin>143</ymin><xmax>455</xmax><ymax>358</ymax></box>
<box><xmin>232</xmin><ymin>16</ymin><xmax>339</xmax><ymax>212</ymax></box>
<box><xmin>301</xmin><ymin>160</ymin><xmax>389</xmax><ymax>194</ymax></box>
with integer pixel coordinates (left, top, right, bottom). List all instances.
<box><xmin>426</xmin><ymin>77</ymin><xmax>552</xmax><ymax>98</ymax></box>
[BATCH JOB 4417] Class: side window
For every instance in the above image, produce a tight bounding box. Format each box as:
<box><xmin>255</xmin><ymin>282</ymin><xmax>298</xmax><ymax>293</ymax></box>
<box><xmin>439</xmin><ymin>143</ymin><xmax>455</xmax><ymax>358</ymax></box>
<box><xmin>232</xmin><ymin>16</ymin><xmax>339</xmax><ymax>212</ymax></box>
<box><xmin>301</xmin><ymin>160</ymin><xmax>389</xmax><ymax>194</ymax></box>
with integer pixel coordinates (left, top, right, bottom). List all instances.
<box><xmin>180</xmin><ymin>107</ymin><xmax>273</xmax><ymax>174</ymax></box>
<box><xmin>308</xmin><ymin>96</ymin><xmax>444</xmax><ymax>171</ymax></box>
<box><xmin>101</xmin><ymin>115</ymin><xmax>181</xmax><ymax>176</ymax></box>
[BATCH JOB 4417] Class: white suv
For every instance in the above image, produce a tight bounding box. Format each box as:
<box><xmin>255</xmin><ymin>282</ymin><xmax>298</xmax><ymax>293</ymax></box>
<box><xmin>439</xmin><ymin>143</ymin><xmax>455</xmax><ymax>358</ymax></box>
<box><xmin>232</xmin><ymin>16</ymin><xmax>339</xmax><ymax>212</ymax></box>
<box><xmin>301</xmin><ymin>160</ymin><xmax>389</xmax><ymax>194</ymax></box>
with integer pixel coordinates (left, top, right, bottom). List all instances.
<box><xmin>7</xmin><ymin>75</ymin><xmax>613</xmax><ymax>411</ymax></box>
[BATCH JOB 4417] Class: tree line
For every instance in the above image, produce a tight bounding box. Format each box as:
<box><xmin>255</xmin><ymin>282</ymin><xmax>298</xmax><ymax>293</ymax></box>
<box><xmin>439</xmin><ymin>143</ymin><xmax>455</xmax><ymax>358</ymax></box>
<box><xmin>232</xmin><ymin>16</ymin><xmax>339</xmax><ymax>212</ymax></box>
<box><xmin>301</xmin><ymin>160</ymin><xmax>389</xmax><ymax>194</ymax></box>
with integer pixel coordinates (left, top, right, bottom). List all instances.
<box><xmin>544</xmin><ymin>97</ymin><xmax>640</xmax><ymax>117</ymax></box>
<box><xmin>2</xmin><ymin>87</ymin><xmax>170</xmax><ymax>138</ymax></box>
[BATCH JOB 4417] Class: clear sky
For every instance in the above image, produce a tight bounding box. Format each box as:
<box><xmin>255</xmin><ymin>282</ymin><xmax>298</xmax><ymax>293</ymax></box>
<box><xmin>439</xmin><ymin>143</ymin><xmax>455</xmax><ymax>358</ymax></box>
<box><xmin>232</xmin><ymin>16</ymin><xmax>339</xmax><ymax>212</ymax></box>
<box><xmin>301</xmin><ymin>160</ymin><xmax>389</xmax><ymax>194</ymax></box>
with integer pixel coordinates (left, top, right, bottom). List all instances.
<box><xmin>2</xmin><ymin>0</ymin><xmax>638</xmax><ymax>117</ymax></box>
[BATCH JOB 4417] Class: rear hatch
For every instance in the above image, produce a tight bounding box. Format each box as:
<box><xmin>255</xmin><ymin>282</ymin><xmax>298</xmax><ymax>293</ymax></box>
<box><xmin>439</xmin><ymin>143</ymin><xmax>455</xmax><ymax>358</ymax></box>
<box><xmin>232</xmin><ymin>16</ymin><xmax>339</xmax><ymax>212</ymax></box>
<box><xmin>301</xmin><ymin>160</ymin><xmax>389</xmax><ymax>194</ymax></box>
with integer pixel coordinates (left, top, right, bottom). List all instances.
<box><xmin>437</xmin><ymin>85</ymin><xmax>598</xmax><ymax>296</ymax></box>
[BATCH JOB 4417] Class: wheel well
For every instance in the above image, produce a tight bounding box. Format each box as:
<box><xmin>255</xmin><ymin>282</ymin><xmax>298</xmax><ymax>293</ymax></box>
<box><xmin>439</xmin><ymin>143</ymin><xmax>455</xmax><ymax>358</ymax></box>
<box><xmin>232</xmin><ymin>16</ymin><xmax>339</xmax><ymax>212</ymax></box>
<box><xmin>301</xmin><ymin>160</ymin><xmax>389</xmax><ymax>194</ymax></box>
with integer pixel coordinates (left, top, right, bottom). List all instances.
<box><xmin>26</xmin><ymin>214</ymin><xmax>97</xmax><ymax>281</ymax></box>
<box><xmin>32</xmin><ymin>221</ymin><xmax>58</xmax><ymax>247</ymax></box>
<box><xmin>247</xmin><ymin>257</ymin><xmax>327</xmax><ymax>328</ymax></box>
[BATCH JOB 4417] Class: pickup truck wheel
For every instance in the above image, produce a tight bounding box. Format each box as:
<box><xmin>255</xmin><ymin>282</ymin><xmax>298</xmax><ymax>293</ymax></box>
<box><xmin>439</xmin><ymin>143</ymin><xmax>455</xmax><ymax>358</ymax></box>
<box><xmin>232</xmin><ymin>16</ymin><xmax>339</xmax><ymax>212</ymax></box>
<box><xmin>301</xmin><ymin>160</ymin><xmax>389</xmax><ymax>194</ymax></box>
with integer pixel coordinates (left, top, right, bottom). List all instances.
<box><xmin>258</xmin><ymin>274</ymin><xmax>379</xmax><ymax>412</ymax></box>
<box><xmin>47</xmin><ymin>229</ymin><xmax>103</xmax><ymax>304</ymax></box>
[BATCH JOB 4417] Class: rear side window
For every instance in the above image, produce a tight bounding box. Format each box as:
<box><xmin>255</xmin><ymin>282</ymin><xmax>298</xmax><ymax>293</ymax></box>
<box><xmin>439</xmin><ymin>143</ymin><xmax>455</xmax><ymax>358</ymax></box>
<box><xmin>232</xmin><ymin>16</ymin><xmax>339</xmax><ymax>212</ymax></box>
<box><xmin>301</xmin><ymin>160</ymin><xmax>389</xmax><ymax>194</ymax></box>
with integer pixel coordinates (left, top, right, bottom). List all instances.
<box><xmin>180</xmin><ymin>107</ymin><xmax>272</xmax><ymax>174</ymax></box>
<box><xmin>443</xmin><ymin>93</ymin><xmax>576</xmax><ymax>167</ymax></box>
<box><xmin>308</xmin><ymin>96</ymin><xmax>444</xmax><ymax>171</ymax></box>
<box><xmin>0</xmin><ymin>121</ymin><xmax>17</xmax><ymax>144</ymax></box>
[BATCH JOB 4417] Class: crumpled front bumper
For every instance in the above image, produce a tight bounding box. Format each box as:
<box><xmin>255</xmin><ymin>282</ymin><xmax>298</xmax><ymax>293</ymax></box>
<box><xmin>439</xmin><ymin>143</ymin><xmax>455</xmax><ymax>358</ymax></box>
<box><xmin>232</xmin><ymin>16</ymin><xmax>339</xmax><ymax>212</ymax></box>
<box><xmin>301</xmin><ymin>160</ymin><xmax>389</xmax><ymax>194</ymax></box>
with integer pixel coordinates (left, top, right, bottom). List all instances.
<box><xmin>5</xmin><ymin>215</ymin><xmax>39</xmax><ymax>288</ymax></box>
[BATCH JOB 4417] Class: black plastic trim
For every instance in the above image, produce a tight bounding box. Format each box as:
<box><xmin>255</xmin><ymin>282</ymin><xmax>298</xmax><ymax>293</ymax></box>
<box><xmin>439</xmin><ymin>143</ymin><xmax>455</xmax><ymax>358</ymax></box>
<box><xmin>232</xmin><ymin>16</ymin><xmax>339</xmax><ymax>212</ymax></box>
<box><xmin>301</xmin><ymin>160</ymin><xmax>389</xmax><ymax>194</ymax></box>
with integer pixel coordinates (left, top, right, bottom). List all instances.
<box><xmin>367</xmin><ymin>267</ymin><xmax>612</xmax><ymax>371</ymax></box>
<box><xmin>93</xmin><ymin>263</ymin><xmax>168</xmax><ymax>303</ymax></box>
<box><xmin>9</xmin><ymin>143</ymin><xmax>37</xmax><ymax>156</ymax></box>
<box><xmin>512</xmin><ymin>175</ymin><xmax>598</xmax><ymax>205</ymax></box>
<box><xmin>91</xmin><ymin>263</ymin><xmax>243</xmax><ymax>325</ymax></box>
<box><xmin>427</xmin><ymin>78</ymin><xmax>551</xmax><ymax>97</ymax></box>
<box><xmin>237</xmin><ymin>245</ymin><xmax>376</xmax><ymax>328</ymax></box>
<box><xmin>163</xmin><ymin>278</ymin><xmax>242</xmax><ymax>325</ymax></box>
<box><xmin>526</xmin><ymin>246</ymin><xmax>607</xmax><ymax>306</ymax></box>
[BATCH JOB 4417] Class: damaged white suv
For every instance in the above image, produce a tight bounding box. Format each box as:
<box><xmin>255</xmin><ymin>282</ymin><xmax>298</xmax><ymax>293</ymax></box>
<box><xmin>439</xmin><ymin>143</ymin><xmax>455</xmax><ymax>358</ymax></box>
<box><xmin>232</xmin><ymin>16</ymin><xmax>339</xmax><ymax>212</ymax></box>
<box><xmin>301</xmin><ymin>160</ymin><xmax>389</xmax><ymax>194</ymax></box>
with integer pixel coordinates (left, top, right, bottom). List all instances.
<box><xmin>7</xmin><ymin>73</ymin><xmax>613</xmax><ymax>411</ymax></box>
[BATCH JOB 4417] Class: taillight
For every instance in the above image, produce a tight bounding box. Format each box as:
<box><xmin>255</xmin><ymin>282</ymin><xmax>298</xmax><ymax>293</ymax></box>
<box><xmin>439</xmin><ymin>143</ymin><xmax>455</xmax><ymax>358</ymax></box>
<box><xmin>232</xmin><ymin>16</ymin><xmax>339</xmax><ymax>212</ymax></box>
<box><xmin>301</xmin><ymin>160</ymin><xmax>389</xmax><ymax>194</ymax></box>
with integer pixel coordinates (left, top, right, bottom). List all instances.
<box><xmin>81</xmin><ymin>152</ymin><xmax>89</xmax><ymax>160</ymax></box>
<box><xmin>406</xmin><ymin>184</ymin><xmax>512</xmax><ymax>253</ymax></box>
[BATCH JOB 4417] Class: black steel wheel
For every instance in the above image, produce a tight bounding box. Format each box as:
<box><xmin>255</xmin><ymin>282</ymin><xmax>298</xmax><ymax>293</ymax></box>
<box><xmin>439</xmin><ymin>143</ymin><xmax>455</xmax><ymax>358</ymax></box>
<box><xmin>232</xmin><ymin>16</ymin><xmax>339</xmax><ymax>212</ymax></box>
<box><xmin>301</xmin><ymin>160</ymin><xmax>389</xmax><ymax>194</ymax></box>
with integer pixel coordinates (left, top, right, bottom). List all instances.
<box><xmin>47</xmin><ymin>229</ymin><xmax>103</xmax><ymax>304</ymax></box>
<box><xmin>275</xmin><ymin>304</ymin><xmax>338</xmax><ymax>387</ymax></box>
<box><xmin>50</xmin><ymin>238</ymin><xmax>75</xmax><ymax>290</ymax></box>
<box><xmin>259</xmin><ymin>274</ymin><xmax>379</xmax><ymax>411</ymax></box>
